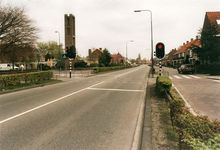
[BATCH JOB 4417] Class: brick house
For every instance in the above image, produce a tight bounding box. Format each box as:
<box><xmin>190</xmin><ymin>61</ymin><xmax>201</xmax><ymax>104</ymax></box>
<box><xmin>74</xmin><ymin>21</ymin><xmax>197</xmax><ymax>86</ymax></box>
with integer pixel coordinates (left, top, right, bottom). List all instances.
<box><xmin>172</xmin><ymin>36</ymin><xmax>201</xmax><ymax>67</ymax></box>
<box><xmin>86</xmin><ymin>48</ymin><xmax>103</xmax><ymax>65</ymax></box>
<box><xmin>161</xmin><ymin>49</ymin><xmax>177</xmax><ymax>66</ymax></box>
<box><xmin>201</xmin><ymin>12</ymin><xmax>220</xmax><ymax>64</ymax></box>
<box><xmin>111</xmin><ymin>53</ymin><xmax>125</xmax><ymax>64</ymax></box>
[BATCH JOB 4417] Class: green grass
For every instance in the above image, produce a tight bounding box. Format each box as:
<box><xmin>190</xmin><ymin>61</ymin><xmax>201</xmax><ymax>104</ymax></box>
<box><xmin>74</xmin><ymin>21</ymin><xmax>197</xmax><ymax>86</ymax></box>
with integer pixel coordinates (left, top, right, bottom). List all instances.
<box><xmin>0</xmin><ymin>79</ymin><xmax>62</xmax><ymax>92</ymax></box>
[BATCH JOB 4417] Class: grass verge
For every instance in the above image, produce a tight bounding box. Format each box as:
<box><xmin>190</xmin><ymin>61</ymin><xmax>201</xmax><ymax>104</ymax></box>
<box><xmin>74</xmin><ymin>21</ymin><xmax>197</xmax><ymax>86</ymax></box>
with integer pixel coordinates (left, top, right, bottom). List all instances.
<box><xmin>151</xmin><ymin>83</ymin><xmax>179</xmax><ymax>150</ymax></box>
<box><xmin>0</xmin><ymin>79</ymin><xmax>62</xmax><ymax>92</ymax></box>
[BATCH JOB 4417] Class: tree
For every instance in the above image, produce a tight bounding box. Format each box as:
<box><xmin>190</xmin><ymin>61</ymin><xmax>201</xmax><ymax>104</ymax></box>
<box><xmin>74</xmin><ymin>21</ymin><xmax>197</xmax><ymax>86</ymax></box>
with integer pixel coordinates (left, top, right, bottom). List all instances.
<box><xmin>0</xmin><ymin>4</ymin><xmax>39</xmax><ymax>63</ymax></box>
<box><xmin>184</xmin><ymin>55</ymin><xmax>190</xmax><ymax>64</ymax></box>
<box><xmin>37</xmin><ymin>41</ymin><xmax>64</xmax><ymax>60</ymax></box>
<box><xmin>99</xmin><ymin>48</ymin><xmax>112</xmax><ymax>67</ymax></box>
<box><xmin>194</xmin><ymin>22</ymin><xmax>220</xmax><ymax>64</ymax></box>
<box><xmin>130</xmin><ymin>59</ymin><xmax>136</xmax><ymax>64</ymax></box>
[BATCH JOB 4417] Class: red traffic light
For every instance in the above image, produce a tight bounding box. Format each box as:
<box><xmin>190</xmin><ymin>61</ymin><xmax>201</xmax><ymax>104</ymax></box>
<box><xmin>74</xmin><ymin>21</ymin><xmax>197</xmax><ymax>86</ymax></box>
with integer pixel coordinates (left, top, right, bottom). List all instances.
<box><xmin>158</xmin><ymin>45</ymin><xmax>162</xmax><ymax>49</ymax></box>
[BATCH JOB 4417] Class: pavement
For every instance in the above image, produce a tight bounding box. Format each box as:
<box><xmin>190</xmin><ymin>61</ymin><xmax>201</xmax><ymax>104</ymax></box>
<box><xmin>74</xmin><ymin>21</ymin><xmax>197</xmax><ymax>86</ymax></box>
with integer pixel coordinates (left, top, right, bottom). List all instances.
<box><xmin>0</xmin><ymin>66</ymin><xmax>152</xmax><ymax>150</ymax></box>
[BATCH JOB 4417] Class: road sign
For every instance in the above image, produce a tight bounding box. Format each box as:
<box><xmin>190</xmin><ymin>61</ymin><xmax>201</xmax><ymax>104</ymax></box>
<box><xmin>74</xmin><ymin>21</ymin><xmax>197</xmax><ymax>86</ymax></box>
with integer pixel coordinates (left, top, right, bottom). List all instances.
<box><xmin>62</xmin><ymin>54</ymin><xmax>68</xmax><ymax>60</ymax></box>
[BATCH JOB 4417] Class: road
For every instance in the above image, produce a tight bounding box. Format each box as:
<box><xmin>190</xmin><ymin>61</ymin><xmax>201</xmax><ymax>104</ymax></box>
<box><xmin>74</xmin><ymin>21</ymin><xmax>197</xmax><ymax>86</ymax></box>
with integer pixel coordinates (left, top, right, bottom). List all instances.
<box><xmin>160</xmin><ymin>66</ymin><xmax>220</xmax><ymax>121</ymax></box>
<box><xmin>0</xmin><ymin>65</ymin><xmax>149</xmax><ymax>150</ymax></box>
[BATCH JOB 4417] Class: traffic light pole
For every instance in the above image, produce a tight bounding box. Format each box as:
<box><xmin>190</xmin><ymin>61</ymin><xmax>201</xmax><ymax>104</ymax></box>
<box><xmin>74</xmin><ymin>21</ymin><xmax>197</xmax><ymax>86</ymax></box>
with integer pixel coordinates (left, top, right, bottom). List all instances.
<box><xmin>159</xmin><ymin>61</ymin><xmax>162</xmax><ymax>76</ymax></box>
<box><xmin>69</xmin><ymin>60</ymin><xmax>72</xmax><ymax>78</ymax></box>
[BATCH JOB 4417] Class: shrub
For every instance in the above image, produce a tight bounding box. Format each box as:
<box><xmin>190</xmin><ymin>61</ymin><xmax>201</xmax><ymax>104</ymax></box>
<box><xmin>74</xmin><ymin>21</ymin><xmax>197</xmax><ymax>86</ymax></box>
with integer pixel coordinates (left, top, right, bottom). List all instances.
<box><xmin>74</xmin><ymin>61</ymin><xmax>87</xmax><ymax>68</ymax></box>
<box><xmin>169</xmin><ymin>87</ymin><xmax>220</xmax><ymax>149</ymax></box>
<box><xmin>209</xmin><ymin>62</ymin><xmax>220</xmax><ymax>75</ymax></box>
<box><xmin>0</xmin><ymin>71</ymin><xmax>53</xmax><ymax>87</ymax></box>
<box><xmin>156</xmin><ymin>76</ymin><xmax>172</xmax><ymax>94</ymax></box>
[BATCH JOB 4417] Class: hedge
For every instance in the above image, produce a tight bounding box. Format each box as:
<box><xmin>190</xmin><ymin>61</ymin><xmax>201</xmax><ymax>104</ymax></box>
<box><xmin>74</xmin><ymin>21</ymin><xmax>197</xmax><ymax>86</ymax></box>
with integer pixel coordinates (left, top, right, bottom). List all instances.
<box><xmin>0</xmin><ymin>71</ymin><xmax>53</xmax><ymax>87</ymax></box>
<box><xmin>156</xmin><ymin>76</ymin><xmax>172</xmax><ymax>94</ymax></box>
<box><xmin>156</xmin><ymin>75</ymin><xmax>220</xmax><ymax>149</ymax></box>
<box><xmin>93</xmin><ymin>65</ymin><xmax>132</xmax><ymax>73</ymax></box>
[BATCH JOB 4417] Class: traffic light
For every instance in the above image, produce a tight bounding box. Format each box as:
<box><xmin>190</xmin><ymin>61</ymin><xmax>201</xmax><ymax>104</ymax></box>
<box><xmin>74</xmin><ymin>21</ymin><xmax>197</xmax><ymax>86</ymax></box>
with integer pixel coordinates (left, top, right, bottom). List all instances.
<box><xmin>70</xmin><ymin>45</ymin><xmax>76</xmax><ymax>59</ymax></box>
<box><xmin>156</xmin><ymin>42</ymin><xmax>165</xmax><ymax>59</ymax></box>
<box><xmin>66</xmin><ymin>47</ymin><xmax>71</xmax><ymax>58</ymax></box>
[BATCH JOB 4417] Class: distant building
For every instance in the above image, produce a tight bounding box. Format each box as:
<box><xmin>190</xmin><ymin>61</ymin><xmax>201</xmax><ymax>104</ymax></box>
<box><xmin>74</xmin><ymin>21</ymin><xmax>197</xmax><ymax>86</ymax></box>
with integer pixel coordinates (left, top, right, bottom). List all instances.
<box><xmin>111</xmin><ymin>53</ymin><xmax>125</xmax><ymax>64</ymax></box>
<box><xmin>161</xmin><ymin>49</ymin><xmax>177</xmax><ymax>66</ymax></box>
<box><xmin>172</xmin><ymin>36</ymin><xmax>201</xmax><ymax>67</ymax></box>
<box><xmin>86</xmin><ymin>48</ymin><xmax>103</xmax><ymax>65</ymax></box>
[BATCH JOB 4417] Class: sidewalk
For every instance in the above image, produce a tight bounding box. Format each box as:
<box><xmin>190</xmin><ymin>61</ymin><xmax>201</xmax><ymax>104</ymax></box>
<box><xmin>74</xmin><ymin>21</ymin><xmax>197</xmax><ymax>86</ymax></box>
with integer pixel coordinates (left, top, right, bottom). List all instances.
<box><xmin>52</xmin><ymin>70</ymin><xmax>94</xmax><ymax>82</ymax></box>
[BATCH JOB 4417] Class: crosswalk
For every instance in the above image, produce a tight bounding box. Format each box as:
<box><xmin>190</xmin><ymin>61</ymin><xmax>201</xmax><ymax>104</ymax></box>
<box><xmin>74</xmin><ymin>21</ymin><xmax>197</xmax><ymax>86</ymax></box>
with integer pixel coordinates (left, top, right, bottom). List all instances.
<box><xmin>169</xmin><ymin>75</ymin><xmax>201</xmax><ymax>79</ymax></box>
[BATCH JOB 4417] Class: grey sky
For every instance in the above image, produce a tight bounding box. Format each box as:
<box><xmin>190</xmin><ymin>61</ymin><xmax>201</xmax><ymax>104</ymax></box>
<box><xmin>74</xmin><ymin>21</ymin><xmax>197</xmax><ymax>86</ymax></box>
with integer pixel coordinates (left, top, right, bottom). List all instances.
<box><xmin>2</xmin><ymin>0</ymin><xmax>220</xmax><ymax>59</ymax></box>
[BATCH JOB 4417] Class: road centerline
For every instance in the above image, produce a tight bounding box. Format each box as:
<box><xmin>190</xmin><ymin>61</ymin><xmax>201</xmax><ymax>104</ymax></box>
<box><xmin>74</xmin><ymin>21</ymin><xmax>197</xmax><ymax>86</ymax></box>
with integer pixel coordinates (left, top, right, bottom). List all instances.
<box><xmin>0</xmin><ymin>82</ymin><xmax>104</xmax><ymax>124</ymax></box>
<box><xmin>87</xmin><ymin>87</ymin><xmax>143</xmax><ymax>92</ymax></box>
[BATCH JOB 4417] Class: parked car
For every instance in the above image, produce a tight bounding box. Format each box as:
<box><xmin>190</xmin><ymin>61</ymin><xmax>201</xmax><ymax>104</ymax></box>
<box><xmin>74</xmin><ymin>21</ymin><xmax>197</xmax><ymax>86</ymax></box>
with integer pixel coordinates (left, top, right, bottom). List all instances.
<box><xmin>178</xmin><ymin>64</ymin><xmax>195</xmax><ymax>74</ymax></box>
<box><xmin>0</xmin><ymin>63</ymin><xmax>19</xmax><ymax>70</ymax></box>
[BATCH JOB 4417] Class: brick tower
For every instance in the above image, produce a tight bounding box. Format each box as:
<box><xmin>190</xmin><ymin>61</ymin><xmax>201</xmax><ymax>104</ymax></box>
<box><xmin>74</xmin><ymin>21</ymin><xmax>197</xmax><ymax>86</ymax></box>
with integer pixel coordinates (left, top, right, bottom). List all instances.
<box><xmin>64</xmin><ymin>14</ymin><xmax>75</xmax><ymax>48</ymax></box>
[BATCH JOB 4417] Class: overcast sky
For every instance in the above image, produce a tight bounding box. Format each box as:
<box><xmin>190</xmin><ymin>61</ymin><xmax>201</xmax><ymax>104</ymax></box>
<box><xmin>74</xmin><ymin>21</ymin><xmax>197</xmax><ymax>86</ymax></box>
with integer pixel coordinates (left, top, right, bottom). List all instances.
<box><xmin>2</xmin><ymin>0</ymin><xmax>220</xmax><ymax>59</ymax></box>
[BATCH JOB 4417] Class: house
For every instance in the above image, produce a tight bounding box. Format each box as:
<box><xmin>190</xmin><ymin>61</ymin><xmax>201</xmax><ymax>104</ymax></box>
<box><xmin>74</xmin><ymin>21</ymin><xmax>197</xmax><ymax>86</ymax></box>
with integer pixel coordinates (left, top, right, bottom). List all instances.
<box><xmin>172</xmin><ymin>36</ymin><xmax>201</xmax><ymax>67</ymax></box>
<box><xmin>203</xmin><ymin>12</ymin><xmax>220</xmax><ymax>35</ymax></box>
<box><xmin>111</xmin><ymin>53</ymin><xmax>125</xmax><ymax>64</ymax></box>
<box><xmin>201</xmin><ymin>12</ymin><xmax>220</xmax><ymax>64</ymax></box>
<box><xmin>87</xmin><ymin>48</ymin><xmax>103</xmax><ymax>65</ymax></box>
<box><xmin>161</xmin><ymin>49</ymin><xmax>177</xmax><ymax>66</ymax></box>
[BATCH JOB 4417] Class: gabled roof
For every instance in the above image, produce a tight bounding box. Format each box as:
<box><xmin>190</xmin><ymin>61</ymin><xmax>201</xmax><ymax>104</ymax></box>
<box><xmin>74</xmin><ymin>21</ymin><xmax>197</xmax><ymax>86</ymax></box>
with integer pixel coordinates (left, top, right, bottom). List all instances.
<box><xmin>174</xmin><ymin>39</ymin><xmax>201</xmax><ymax>55</ymax></box>
<box><xmin>96</xmin><ymin>49</ymin><xmax>103</xmax><ymax>53</ymax></box>
<box><xmin>206</xmin><ymin>12</ymin><xmax>220</xmax><ymax>25</ymax></box>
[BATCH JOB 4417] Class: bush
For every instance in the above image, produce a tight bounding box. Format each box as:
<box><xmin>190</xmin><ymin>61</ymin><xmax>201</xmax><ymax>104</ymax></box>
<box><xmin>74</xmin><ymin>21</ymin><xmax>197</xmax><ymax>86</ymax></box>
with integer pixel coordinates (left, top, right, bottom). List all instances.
<box><xmin>74</xmin><ymin>61</ymin><xmax>87</xmax><ymax>68</ymax></box>
<box><xmin>0</xmin><ymin>71</ymin><xmax>53</xmax><ymax>87</ymax></box>
<box><xmin>98</xmin><ymin>63</ymin><xmax>105</xmax><ymax>67</ymax></box>
<box><xmin>209</xmin><ymin>62</ymin><xmax>220</xmax><ymax>75</ymax></box>
<box><xmin>169</xmin><ymin>87</ymin><xmax>220</xmax><ymax>149</ymax></box>
<box><xmin>156</xmin><ymin>76</ymin><xmax>172</xmax><ymax>94</ymax></box>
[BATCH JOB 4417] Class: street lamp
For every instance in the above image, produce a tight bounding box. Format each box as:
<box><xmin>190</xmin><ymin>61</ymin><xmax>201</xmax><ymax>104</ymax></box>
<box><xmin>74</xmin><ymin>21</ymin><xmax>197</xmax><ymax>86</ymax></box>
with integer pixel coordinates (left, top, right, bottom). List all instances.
<box><xmin>134</xmin><ymin>10</ymin><xmax>154</xmax><ymax>77</ymax></box>
<box><xmin>55</xmin><ymin>31</ymin><xmax>61</xmax><ymax>75</ymax></box>
<box><xmin>126</xmin><ymin>40</ymin><xmax>133</xmax><ymax>65</ymax></box>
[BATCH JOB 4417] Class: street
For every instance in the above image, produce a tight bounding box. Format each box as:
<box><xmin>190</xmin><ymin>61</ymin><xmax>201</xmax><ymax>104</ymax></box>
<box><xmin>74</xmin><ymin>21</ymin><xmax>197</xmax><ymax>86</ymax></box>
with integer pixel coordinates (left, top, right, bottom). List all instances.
<box><xmin>0</xmin><ymin>65</ymin><xmax>149</xmax><ymax>150</ymax></box>
<box><xmin>160</xmin><ymin>66</ymin><xmax>220</xmax><ymax>121</ymax></box>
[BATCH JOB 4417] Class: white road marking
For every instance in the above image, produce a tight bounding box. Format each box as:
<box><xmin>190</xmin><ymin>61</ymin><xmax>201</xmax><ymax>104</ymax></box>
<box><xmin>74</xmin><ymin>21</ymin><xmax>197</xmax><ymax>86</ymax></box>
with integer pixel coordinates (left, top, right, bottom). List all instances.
<box><xmin>213</xmin><ymin>80</ymin><xmax>220</xmax><ymax>83</ymax></box>
<box><xmin>115</xmin><ymin>66</ymin><xmax>145</xmax><ymax>78</ymax></box>
<box><xmin>189</xmin><ymin>75</ymin><xmax>201</xmax><ymax>79</ymax></box>
<box><xmin>88</xmin><ymin>88</ymin><xmax>143</xmax><ymax>92</ymax></box>
<box><xmin>0</xmin><ymin>82</ymin><xmax>104</xmax><ymax>124</ymax></box>
<box><xmin>169</xmin><ymin>76</ymin><xmax>172</xmax><ymax>79</ymax></box>
<box><xmin>181</xmin><ymin>75</ymin><xmax>191</xmax><ymax>79</ymax></box>
<box><xmin>173</xmin><ymin>75</ymin><xmax>182</xmax><ymax>79</ymax></box>
<box><xmin>172</xmin><ymin>84</ymin><xmax>197</xmax><ymax>116</ymax></box>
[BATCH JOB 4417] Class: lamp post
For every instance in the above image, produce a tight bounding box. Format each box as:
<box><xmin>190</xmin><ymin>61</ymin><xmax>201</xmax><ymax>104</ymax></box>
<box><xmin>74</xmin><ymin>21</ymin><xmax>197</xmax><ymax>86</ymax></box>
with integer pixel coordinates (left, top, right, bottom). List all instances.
<box><xmin>126</xmin><ymin>40</ymin><xmax>133</xmax><ymax>65</ymax></box>
<box><xmin>55</xmin><ymin>31</ymin><xmax>61</xmax><ymax>75</ymax></box>
<box><xmin>134</xmin><ymin>10</ymin><xmax>154</xmax><ymax>77</ymax></box>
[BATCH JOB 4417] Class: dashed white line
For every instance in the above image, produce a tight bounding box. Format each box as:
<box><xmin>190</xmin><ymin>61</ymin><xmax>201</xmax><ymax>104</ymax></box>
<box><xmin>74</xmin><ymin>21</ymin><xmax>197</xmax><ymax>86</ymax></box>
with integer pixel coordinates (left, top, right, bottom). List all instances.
<box><xmin>181</xmin><ymin>75</ymin><xmax>191</xmax><ymax>79</ymax></box>
<box><xmin>213</xmin><ymin>80</ymin><xmax>220</xmax><ymax>83</ymax></box>
<box><xmin>173</xmin><ymin>75</ymin><xmax>182</xmax><ymax>79</ymax></box>
<box><xmin>189</xmin><ymin>75</ymin><xmax>201</xmax><ymax>79</ymax></box>
<box><xmin>88</xmin><ymin>87</ymin><xmax>143</xmax><ymax>92</ymax></box>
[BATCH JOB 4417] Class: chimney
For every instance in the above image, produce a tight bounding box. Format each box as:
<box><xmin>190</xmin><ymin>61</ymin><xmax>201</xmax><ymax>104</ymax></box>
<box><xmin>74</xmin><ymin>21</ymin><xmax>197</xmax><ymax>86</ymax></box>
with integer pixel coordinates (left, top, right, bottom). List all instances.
<box><xmin>187</xmin><ymin>41</ymin><xmax>189</xmax><ymax>44</ymax></box>
<box><xmin>88</xmin><ymin>49</ymin><xmax>91</xmax><ymax>57</ymax></box>
<box><xmin>99</xmin><ymin>48</ymin><xmax>102</xmax><ymax>50</ymax></box>
<box><xmin>196</xmin><ymin>36</ymin><xmax>198</xmax><ymax>39</ymax></box>
<box><xmin>183</xmin><ymin>43</ymin><xmax>185</xmax><ymax>45</ymax></box>
<box><xmin>191</xmin><ymin>38</ymin><xmax>193</xmax><ymax>42</ymax></box>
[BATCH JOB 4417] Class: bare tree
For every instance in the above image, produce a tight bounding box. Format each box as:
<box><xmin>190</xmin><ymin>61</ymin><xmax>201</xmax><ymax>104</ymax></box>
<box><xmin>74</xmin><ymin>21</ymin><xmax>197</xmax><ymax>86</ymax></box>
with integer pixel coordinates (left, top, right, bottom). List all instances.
<box><xmin>0</xmin><ymin>4</ymin><xmax>40</xmax><ymax>63</ymax></box>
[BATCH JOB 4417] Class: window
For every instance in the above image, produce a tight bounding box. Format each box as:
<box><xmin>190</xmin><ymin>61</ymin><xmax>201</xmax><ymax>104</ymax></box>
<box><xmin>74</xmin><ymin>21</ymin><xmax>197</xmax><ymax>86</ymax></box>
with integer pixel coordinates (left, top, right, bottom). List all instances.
<box><xmin>189</xmin><ymin>50</ymin><xmax>192</xmax><ymax>57</ymax></box>
<box><xmin>217</xmin><ymin>19</ymin><xmax>220</xmax><ymax>25</ymax></box>
<box><xmin>182</xmin><ymin>53</ymin><xmax>184</xmax><ymax>57</ymax></box>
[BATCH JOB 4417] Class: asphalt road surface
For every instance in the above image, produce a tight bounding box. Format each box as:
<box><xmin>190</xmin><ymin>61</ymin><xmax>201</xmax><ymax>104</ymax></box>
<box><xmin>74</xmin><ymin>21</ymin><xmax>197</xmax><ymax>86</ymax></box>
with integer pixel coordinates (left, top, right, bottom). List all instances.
<box><xmin>0</xmin><ymin>65</ymin><xmax>149</xmax><ymax>150</ymax></box>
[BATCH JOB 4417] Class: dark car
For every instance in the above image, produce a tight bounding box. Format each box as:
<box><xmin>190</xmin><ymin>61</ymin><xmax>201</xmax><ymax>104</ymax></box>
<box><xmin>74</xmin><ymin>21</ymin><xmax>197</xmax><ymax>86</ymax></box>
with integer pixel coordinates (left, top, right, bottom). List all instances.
<box><xmin>178</xmin><ymin>64</ymin><xmax>195</xmax><ymax>74</ymax></box>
